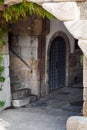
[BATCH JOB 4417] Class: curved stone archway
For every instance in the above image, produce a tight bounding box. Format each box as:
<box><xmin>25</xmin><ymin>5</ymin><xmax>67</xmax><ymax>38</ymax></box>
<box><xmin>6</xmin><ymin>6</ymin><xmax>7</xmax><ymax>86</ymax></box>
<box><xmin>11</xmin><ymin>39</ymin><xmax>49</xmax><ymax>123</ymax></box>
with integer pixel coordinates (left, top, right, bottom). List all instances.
<box><xmin>3</xmin><ymin>0</ymin><xmax>87</xmax><ymax>117</ymax></box>
<box><xmin>46</xmin><ymin>31</ymin><xmax>70</xmax><ymax>93</ymax></box>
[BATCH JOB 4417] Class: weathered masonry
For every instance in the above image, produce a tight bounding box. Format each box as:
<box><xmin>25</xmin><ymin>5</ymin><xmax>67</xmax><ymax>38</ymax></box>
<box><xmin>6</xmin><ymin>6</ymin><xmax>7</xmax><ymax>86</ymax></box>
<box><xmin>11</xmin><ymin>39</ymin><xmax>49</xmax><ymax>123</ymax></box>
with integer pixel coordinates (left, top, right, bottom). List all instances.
<box><xmin>1</xmin><ymin>0</ymin><xmax>87</xmax><ymax>121</ymax></box>
<box><xmin>9</xmin><ymin>18</ymin><xmax>82</xmax><ymax>97</ymax></box>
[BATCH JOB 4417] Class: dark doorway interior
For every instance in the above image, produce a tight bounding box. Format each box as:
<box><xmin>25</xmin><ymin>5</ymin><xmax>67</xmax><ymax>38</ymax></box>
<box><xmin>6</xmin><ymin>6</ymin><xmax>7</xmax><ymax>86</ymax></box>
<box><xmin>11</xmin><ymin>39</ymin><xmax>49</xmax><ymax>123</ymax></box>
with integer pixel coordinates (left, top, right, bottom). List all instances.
<box><xmin>49</xmin><ymin>36</ymin><xmax>66</xmax><ymax>91</ymax></box>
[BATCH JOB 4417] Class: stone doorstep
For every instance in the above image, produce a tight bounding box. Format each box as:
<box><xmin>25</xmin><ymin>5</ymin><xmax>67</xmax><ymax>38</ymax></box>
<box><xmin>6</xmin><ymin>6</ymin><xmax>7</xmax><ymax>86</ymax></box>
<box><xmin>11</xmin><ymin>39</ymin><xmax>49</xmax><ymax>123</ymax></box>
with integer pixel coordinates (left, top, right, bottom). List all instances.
<box><xmin>12</xmin><ymin>97</ymin><xmax>30</xmax><ymax>107</ymax></box>
<box><xmin>12</xmin><ymin>95</ymin><xmax>38</xmax><ymax>107</ymax></box>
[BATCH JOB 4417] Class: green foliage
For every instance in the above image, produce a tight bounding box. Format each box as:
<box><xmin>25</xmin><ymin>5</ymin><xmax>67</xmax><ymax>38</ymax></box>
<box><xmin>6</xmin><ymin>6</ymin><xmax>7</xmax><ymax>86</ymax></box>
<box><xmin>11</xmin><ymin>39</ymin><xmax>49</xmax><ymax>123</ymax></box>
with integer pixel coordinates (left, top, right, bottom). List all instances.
<box><xmin>0</xmin><ymin>26</ymin><xmax>7</xmax><ymax>47</ymax></box>
<box><xmin>3</xmin><ymin>1</ymin><xmax>54</xmax><ymax>22</ymax></box>
<box><xmin>0</xmin><ymin>87</ymin><xmax>2</xmax><ymax>91</ymax></box>
<box><xmin>0</xmin><ymin>0</ymin><xmax>4</xmax><ymax>4</ymax></box>
<box><xmin>0</xmin><ymin>101</ymin><xmax>5</xmax><ymax>107</ymax></box>
<box><xmin>0</xmin><ymin>54</ymin><xmax>5</xmax><ymax>83</ymax></box>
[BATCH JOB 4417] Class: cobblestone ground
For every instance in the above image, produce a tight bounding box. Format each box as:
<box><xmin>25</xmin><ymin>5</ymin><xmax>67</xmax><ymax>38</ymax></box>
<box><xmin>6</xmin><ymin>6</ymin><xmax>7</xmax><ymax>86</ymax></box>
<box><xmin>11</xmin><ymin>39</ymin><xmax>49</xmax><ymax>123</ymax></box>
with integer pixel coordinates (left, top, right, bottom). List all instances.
<box><xmin>0</xmin><ymin>84</ymin><xmax>83</xmax><ymax>130</ymax></box>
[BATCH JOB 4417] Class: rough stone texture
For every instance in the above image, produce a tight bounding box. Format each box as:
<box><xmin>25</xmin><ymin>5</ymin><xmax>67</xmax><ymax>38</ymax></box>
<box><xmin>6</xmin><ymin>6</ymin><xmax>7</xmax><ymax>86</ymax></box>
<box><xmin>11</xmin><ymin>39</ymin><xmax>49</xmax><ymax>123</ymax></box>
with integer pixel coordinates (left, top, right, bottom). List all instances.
<box><xmin>78</xmin><ymin>40</ymin><xmax>87</xmax><ymax>57</ymax></box>
<box><xmin>10</xmin><ymin>24</ymin><xmax>39</xmax><ymax>96</ymax></box>
<box><xmin>83</xmin><ymin>56</ymin><xmax>87</xmax><ymax>116</ymax></box>
<box><xmin>83</xmin><ymin>88</ymin><xmax>87</xmax><ymax>101</ymax></box>
<box><xmin>12</xmin><ymin>97</ymin><xmax>30</xmax><ymax>107</ymax></box>
<box><xmin>83</xmin><ymin>101</ymin><xmax>87</xmax><ymax>116</ymax></box>
<box><xmin>64</xmin><ymin>20</ymin><xmax>87</xmax><ymax>40</ymax></box>
<box><xmin>12</xmin><ymin>88</ymin><xmax>31</xmax><ymax>100</ymax></box>
<box><xmin>4</xmin><ymin>0</ymin><xmax>22</xmax><ymax>5</ymax></box>
<box><xmin>0</xmin><ymin>33</ymin><xmax>11</xmax><ymax>110</ymax></box>
<box><xmin>42</xmin><ymin>2</ymin><xmax>80</xmax><ymax>21</ymax></box>
<box><xmin>69</xmin><ymin>50</ymin><xmax>83</xmax><ymax>86</ymax></box>
<box><xmin>0</xmin><ymin>77</ymin><xmax>11</xmax><ymax>110</ymax></box>
<box><xmin>67</xmin><ymin>116</ymin><xmax>87</xmax><ymax>130</ymax></box>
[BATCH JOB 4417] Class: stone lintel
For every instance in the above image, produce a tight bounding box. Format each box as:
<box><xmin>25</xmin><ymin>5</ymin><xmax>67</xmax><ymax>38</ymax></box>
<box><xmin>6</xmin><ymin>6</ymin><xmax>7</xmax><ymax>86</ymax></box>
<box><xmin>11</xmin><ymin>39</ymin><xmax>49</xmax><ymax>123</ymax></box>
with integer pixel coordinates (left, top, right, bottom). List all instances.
<box><xmin>4</xmin><ymin>0</ymin><xmax>85</xmax><ymax>6</ymax></box>
<box><xmin>42</xmin><ymin>2</ymin><xmax>80</xmax><ymax>21</ymax></box>
<box><xmin>64</xmin><ymin>21</ymin><xmax>87</xmax><ymax>40</ymax></box>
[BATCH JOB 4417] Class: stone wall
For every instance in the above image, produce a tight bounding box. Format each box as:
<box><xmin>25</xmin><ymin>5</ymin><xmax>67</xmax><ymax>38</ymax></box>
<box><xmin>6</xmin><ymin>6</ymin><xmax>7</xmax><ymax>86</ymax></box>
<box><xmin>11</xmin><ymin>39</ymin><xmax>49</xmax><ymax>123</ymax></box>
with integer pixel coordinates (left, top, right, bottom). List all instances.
<box><xmin>10</xmin><ymin>34</ymin><xmax>40</xmax><ymax>96</ymax></box>
<box><xmin>0</xmin><ymin>33</ymin><xmax>11</xmax><ymax>110</ymax></box>
<box><xmin>69</xmin><ymin>49</ymin><xmax>83</xmax><ymax>86</ymax></box>
<box><xmin>83</xmin><ymin>56</ymin><xmax>87</xmax><ymax>116</ymax></box>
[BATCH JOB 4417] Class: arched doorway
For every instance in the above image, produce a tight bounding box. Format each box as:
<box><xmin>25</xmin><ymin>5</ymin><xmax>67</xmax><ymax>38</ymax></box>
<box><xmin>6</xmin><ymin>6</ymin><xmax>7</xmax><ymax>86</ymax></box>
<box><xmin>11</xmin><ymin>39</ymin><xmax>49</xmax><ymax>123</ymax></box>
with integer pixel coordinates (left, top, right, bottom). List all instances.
<box><xmin>47</xmin><ymin>31</ymin><xmax>70</xmax><ymax>92</ymax></box>
<box><xmin>49</xmin><ymin>36</ymin><xmax>66</xmax><ymax>91</ymax></box>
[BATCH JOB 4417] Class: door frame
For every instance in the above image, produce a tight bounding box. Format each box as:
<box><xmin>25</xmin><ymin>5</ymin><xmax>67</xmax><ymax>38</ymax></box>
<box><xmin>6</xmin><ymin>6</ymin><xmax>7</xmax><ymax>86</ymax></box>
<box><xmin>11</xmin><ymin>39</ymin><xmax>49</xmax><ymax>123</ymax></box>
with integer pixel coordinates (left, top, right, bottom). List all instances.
<box><xmin>46</xmin><ymin>31</ymin><xmax>70</xmax><ymax>93</ymax></box>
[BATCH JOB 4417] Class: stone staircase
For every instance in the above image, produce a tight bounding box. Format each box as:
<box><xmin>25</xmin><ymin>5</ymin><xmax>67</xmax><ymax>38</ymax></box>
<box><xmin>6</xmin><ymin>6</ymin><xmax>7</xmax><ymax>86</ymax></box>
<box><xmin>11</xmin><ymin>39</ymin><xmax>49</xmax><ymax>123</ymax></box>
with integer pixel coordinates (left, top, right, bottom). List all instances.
<box><xmin>12</xmin><ymin>88</ymin><xmax>38</xmax><ymax>107</ymax></box>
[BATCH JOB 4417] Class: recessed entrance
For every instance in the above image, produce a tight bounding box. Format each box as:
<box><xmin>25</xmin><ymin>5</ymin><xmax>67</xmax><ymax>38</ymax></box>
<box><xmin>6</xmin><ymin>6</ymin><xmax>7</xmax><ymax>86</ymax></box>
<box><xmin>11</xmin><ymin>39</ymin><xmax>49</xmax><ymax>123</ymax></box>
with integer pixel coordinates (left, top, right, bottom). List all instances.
<box><xmin>49</xmin><ymin>36</ymin><xmax>66</xmax><ymax>91</ymax></box>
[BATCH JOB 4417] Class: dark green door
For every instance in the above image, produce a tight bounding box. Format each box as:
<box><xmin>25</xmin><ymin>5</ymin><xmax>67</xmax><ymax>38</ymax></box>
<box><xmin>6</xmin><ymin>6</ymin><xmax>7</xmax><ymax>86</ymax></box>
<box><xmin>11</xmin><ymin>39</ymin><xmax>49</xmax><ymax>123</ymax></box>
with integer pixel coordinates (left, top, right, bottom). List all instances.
<box><xmin>49</xmin><ymin>36</ymin><xmax>66</xmax><ymax>91</ymax></box>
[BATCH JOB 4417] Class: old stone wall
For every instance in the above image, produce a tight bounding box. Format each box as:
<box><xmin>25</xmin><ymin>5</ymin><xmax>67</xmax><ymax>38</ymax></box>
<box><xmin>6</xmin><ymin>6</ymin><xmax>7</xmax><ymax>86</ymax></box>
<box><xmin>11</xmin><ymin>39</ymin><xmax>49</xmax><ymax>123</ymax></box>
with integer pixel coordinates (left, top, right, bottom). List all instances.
<box><xmin>45</xmin><ymin>19</ymin><xmax>83</xmax><ymax>92</ymax></box>
<box><xmin>10</xmin><ymin>34</ymin><xmax>40</xmax><ymax>96</ymax></box>
<box><xmin>0</xmin><ymin>33</ymin><xmax>11</xmax><ymax>110</ymax></box>
<box><xmin>69</xmin><ymin>49</ymin><xmax>83</xmax><ymax>86</ymax></box>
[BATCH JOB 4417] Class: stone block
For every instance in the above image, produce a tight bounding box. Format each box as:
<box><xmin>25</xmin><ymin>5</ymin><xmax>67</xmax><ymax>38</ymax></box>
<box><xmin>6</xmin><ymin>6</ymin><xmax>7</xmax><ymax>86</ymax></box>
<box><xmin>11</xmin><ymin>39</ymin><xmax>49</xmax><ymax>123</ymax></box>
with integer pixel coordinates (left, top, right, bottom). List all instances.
<box><xmin>78</xmin><ymin>40</ymin><xmax>87</xmax><ymax>57</ymax></box>
<box><xmin>2</xmin><ymin>67</ymin><xmax>9</xmax><ymax>78</ymax></box>
<box><xmin>12</xmin><ymin>97</ymin><xmax>30</xmax><ymax>107</ymax></box>
<box><xmin>2</xmin><ymin>55</ymin><xmax>9</xmax><ymax>67</ymax></box>
<box><xmin>83</xmin><ymin>56</ymin><xmax>87</xmax><ymax>70</ymax></box>
<box><xmin>30</xmin><ymin>95</ymin><xmax>38</xmax><ymax>103</ymax></box>
<box><xmin>0</xmin><ymin>43</ymin><xmax>9</xmax><ymax>55</ymax></box>
<box><xmin>64</xmin><ymin>21</ymin><xmax>87</xmax><ymax>40</ymax></box>
<box><xmin>42</xmin><ymin>2</ymin><xmax>80</xmax><ymax>21</ymax></box>
<box><xmin>27</xmin><ymin>81</ymin><xmax>40</xmax><ymax>96</ymax></box>
<box><xmin>18</xmin><ymin>36</ymin><xmax>30</xmax><ymax>47</ymax></box>
<box><xmin>83</xmin><ymin>101</ymin><xmax>87</xmax><ymax>116</ymax></box>
<box><xmin>12</xmin><ymin>88</ymin><xmax>31</xmax><ymax>100</ymax></box>
<box><xmin>83</xmin><ymin>88</ymin><xmax>87</xmax><ymax>101</ymax></box>
<box><xmin>4</xmin><ymin>0</ymin><xmax>23</xmax><ymax>5</ymax></box>
<box><xmin>83</xmin><ymin>70</ymin><xmax>87</xmax><ymax>87</ymax></box>
<box><xmin>66</xmin><ymin>116</ymin><xmax>87</xmax><ymax>130</ymax></box>
<box><xmin>21</xmin><ymin>47</ymin><xmax>32</xmax><ymax>59</ymax></box>
<box><xmin>0</xmin><ymin>77</ymin><xmax>11</xmax><ymax>110</ymax></box>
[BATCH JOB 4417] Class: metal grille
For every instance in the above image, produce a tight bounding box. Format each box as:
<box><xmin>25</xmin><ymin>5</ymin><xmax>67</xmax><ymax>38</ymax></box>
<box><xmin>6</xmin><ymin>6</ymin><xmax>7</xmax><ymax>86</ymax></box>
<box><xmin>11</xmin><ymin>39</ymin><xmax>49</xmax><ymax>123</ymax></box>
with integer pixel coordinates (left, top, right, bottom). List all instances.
<box><xmin>49</xmin><ymin>36</ymin><xmax>66</xmax><ymax>91</ymax></box>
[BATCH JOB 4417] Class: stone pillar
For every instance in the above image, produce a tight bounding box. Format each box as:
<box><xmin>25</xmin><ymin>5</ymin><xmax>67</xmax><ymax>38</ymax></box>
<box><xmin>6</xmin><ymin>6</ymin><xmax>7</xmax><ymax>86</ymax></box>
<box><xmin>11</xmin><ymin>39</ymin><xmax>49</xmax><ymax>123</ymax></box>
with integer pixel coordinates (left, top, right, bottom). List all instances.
<box><xmin>78</xmin><ymin>40</ymin><xmax>87</xmax><ymax>116</ymax></box>
<box><xmin>0</xmin><ymin>33</ymin><xmax>11</xmax><ymax>110</ymax></box>
<box><xmin>83</xmin><ymin>56</ymin><xmax>87</xmax><ymax>116</ymax></box>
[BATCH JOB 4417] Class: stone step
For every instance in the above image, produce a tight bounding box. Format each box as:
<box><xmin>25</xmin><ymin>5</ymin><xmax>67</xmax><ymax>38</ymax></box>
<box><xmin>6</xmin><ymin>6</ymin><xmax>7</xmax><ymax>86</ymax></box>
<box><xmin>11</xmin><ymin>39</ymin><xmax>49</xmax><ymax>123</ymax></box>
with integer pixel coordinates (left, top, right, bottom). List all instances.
<box><xmin>29</xmin><ymin>94</ymin><xmax>38</xmax><ymax>103</ymax></box>
<box><xmin>12</xmin><ymin>94</ymin><xmax>38</xmax><ymax>107</ymax></box>
<box><xmin>12</xmin><ymin>88</ymin><xmax>31</xmax><ymax>100</ymax></box>
<box><xmin>12</xmin><ymin>97</ymin><xmax>30</xmax><ymax>107</ymax></box>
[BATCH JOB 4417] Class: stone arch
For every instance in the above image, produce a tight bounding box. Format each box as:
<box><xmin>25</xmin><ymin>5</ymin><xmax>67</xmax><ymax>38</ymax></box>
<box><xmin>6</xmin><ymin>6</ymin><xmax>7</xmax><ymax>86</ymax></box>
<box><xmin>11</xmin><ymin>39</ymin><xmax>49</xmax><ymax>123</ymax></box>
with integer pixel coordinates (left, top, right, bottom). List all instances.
<box><xmin>46</xmin><ymin>31</ymin><xmax>70</xmax><ymax>93</ymax></box>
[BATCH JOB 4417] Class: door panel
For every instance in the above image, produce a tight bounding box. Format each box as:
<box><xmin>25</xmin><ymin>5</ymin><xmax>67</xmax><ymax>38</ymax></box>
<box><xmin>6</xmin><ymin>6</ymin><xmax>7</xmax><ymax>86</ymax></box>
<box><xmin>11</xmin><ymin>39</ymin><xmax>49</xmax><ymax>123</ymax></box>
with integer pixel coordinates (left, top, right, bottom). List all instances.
<box><xmin>49</xmin><ymin>36</ymin><xmax>66</xmax><ymax>91</ymax></box>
